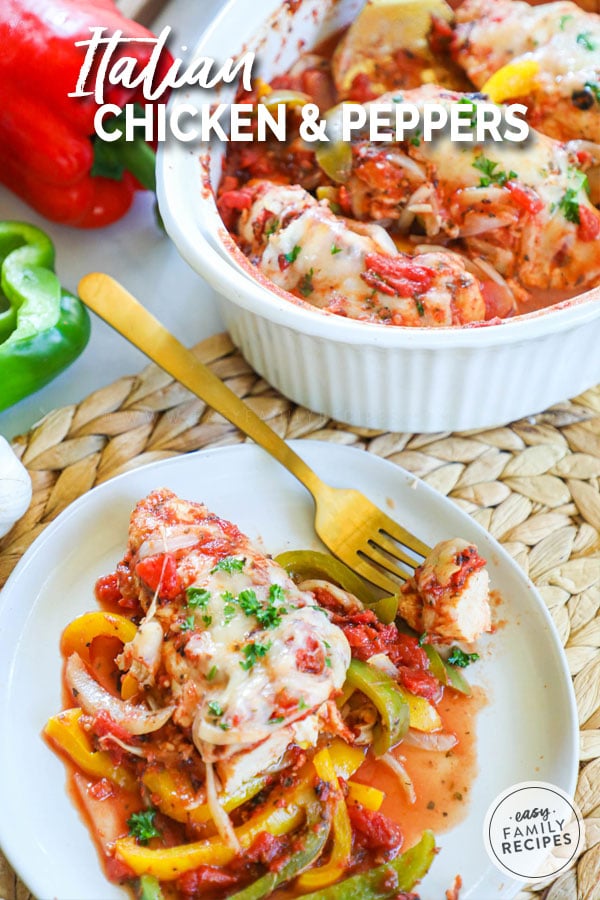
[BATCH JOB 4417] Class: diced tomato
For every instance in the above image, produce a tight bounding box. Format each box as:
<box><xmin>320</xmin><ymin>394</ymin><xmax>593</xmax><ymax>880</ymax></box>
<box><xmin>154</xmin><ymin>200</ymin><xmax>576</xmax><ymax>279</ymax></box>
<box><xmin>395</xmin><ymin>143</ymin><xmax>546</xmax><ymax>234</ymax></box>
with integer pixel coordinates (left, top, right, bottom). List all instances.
<box><xmin>578</xmin><ymin>205</ymin><xmax>600</xmax><ymax>241</ymax></box>
<box><xmin>338</xmin><ymin>609</ymin><xmax>428</xmax><ymax>669</ymax></box>
<box><xmin>272</xmin><ymin>688</ymin><xmax>301</xmax><ymax>718</ymax></box>
<box><xmin>506</xmin><ymin>181</ymin><xmax>543</xmax><ymax>214</ymax></box>
<box><xmin>347</xmin><ymin>72</ymin><xmax>379</xmax><ymax>103</ymax></box>
<box><xmin>178</xmin><ymin>865</ymin><xmax>239</xmax><ymax>894</ymax></box>
<box><xmin>348</xmin><ymin>803</ymin><xmax>403</xmax><ymax>852</ymax></box>
<box><xmin>95</xmin><ymin>572</ymin><xmax>122</xmax><ymax>605</ymax></box>
<box><xmin>296</xmin><ymin>636</ymin><xmax>325</xmax><ymax>674</ymax></box>
<box><xmin>430</xmin><ymin>14</ymin><xmax>454</xmax><ymax>55</ymax></box>
<box><xmin>89</xmin><ymin>778</ymin><xmax>115</xmax><ymax>801</ymax></box>
<box><xmin>363</xmin><ymin>253</ymin><xmax>434</xmax><ymax>298</ymax></box>
<box><xmin>135</xmin><ymin>553</ymin><xmax>181</xmax><ymax>600</ymax></box>
<box><xmin>397</xmin><ymin>666</ymin><xmax>443</xmax><ymax>702</ymax></box>
<box><xmin>92</xmin><ymin>711</ymin><xmax>133</xmax><ymax>744</ymax></box>
<box><xmin>246</xmin><ymin>831</ymin><xmax>289</xmax><ymax>868</ymax></box>
<box><xmin>217</xmin><ymin>187</ymin><xmax>255</xmax><ymax>229</ymax></box>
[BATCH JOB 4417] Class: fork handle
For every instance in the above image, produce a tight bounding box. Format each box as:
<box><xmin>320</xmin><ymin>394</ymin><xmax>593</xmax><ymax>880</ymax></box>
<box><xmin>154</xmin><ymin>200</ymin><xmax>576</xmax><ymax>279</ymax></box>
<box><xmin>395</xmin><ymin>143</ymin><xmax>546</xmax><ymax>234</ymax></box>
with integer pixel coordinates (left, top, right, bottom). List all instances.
<box><xmin>78</xmin><ymin>273</ymin><xmax>326</xmax><ymax>498</ymax></box>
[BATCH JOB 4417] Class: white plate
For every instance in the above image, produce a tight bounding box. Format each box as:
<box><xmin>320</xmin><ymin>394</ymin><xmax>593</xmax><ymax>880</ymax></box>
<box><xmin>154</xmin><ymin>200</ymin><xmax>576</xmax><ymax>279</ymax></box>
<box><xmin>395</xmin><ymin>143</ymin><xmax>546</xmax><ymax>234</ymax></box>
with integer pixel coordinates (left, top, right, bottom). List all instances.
<box><xmin>0</xmin><ymin>442</ymin><xmax>577</xmax><ymax>900</ymax></box>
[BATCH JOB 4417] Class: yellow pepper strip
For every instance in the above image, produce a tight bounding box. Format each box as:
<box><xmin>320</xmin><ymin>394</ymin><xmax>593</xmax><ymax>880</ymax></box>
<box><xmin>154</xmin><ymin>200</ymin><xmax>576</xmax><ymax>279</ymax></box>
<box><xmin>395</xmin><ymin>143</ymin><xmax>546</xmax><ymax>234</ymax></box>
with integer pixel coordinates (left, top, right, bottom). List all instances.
<box><xmin>297</xmin><ymin>748</ymin><xmax>352</xmax><ymax>890</ymax></box>
<box><xmin>142</xmin><ymin>768</ymin><xmax>267</xmax><ymax>825</ymax></box>
<box><xmin>481</xmin><ymin>59</ymin><xmax>540</xmax><ymax>104</ymax></box>
<box><xmin>115</xmin><ymin>782</ymin><xmax>313</xmax><ymax>879</ymax></box>
<box><xmin>44</xmin><ymin>708</ymin><xmax>136</xmax><ymax>791</ymax></box>
<box><xmin>327</xmin><ymin>737</ymin><xmax>365</xmax><ymax>779</ymax></box>
<box><xmin>61</xmin><ymin>611</ymin><xmax>137</xmax><ymax>664</ymax></box>
<box><xmin>347</xmin><ymin>781</ymin><xmax>384</xmax><ymax>812</ymax></box>
<box><xmin>395</xmin><ymin>685</ymin><xmax>442</xmax><ymax>733</ymax></box>
<box><xmin>121</xmin><ymin>672</ymin><xmax>139</xmax><ymax>700</ymax></box>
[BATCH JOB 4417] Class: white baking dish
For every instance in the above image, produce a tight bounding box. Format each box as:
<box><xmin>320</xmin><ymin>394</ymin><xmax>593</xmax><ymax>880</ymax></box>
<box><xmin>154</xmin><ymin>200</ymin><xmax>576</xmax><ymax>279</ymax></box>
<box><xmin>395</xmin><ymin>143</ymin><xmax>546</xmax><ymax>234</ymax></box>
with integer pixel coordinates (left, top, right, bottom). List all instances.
<box><xmin>158</xmin><ymin>0</ymin><xmax>600</xmax><ymax>432</ymax></box>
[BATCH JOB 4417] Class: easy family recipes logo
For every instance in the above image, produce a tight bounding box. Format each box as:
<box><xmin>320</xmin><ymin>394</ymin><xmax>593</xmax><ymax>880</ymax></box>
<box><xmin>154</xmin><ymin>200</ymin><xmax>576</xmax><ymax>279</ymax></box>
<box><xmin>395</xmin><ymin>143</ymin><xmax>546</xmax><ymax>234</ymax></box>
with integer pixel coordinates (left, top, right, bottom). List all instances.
<box><xmin>70</xmin><ymin>26</ymin><xmax>530</xmax><ymax>145</ymax></box>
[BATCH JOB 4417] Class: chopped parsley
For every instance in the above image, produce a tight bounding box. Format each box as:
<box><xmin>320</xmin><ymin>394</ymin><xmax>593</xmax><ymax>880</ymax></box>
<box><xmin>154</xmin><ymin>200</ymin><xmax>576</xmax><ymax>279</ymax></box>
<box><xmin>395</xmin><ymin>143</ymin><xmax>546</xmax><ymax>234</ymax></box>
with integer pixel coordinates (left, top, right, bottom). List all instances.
<box><xmin>202</xmin><ymin>614</ymin><xmax>212</xmax><ymax>627</ymax></box>
<box><xmin>447</xmin><ymin>646</ymin><xmax>480</xmax><ymax>668</ymax></box>
<box><xmin>127</xmin><ymin>808</ymin><xmax>161</xmax><ymax>845</ymax></box>
<box><xmin>237</xmin><ymin>588</ymin><xmax>261</xmax><ymax>617</ymax></box>
<box><xmin>472</xmin><ymin>155</ymin><xmax>517</xmax><ymax>188</ymax></box>
<box><xmin>240</xmin><ymin>641</ymin><xmax>272</xmax><ymax>670</ymax></box>
<box><xmin>212</xmin><ymin>556</ymin><xmax>245</xmax><ymax>575</ymax></box>
<box><xmin>299</xmin><ymin>268</ymin><xmax>314</xmax><ymax>297</ymax></box>
<box><xmin>207</xmin><ymin>664</ymin><xmax>218</xmax><ymax>681</ymax></box>
<box><xmin>219</xmin><ymin>722</ymin><xmax>230</xmax><ymax>731</ymax></box>
<box><xmin>208</xmin><ymin>700</ymin><xmax>224</xmax><ymax>717</ymax></box>
<box><xmin>557</xmin><ymin>187</ymin><xmax>581</xmax><ymax>224</ymax></box>
<box><xmin>186</xmin><ymin>586</ymin><xmax>211</xmax><ymax>609</ymax></box>
<box><xmin>410</xmin><ymin>129</ymin><xmax>422</xmax><ymax>147</ymax></box>
<box><xmin>559</xmin><ymin>13</ymin><xmax>573</xmax><ymax>29</ymax></box>
<box><xmin>266</xmin><ymin>217</ymin><xmax>279</xmax><ymax>236</ymax></box>
<box><xmin>223</xmin><ymin>601</ymin><xmax>237</xmax><ymax>624</ymax></box>
<box><xmin>325</xmin><ymin>657</ymin><xmax>332</xmax><ymax>668</ymax></box>
<box><xmin>457</xmin><ymin>98</ymin><xmax>477</xmax><ymax>128</ymax></box>
<box><xmin>284</xmin><ymin>245</ymin><xmax>302</xmax><ymax>264</ymax></box>
<box><xmin>237</xmin><ymin>586</ymin><xmax>286</xmax><ymax>629</ymax></box>
<box><xmin>180</xmin><ymin>614</ymin><xmax>196</xmax><ymax>632</ymax></box>
<box><xmin>331</xmin><ymin>244</ymin><xmax>343</xmax><ymax>255</ymax></box>
<box><xmin>584</xmin><ymin>81</ymin><xmax>600</xmax><ymax>104</ymax></box>
<box><xmin>415</xmin><ymin>298</ymin><xmax>425</xmax><ymax>317</ymax></box>
<box><xmin>323</xmin><ymin>640</ymin><xmax>331</xmax><ymax>649</ymax></box>
<box><xmin>576</xmin><ymin>32</ymin><xmax>596</xmax><ymax>51</ymax></box>
<box><xmin>298</xmin><ymin>697</ymin><xmax>308</xmax><ymax>710</ymax></box>
<box><xmin>269</xmin><ymin>584</ymin><xmax>286</xmax><ymax>605</ymax></box>
<box><xmin>269</xmin><ymin>716</ymin><xmax>285</xmax><ymax>725</ymax></box>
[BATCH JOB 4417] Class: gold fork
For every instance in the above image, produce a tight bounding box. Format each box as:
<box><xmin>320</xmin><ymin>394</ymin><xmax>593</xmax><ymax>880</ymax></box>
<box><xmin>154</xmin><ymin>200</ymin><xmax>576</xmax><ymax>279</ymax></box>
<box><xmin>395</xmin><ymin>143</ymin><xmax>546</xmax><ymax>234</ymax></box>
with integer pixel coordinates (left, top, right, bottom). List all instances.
<box><xmin>78</xmin><ymin>273</ymin><xmax>431</xmax><ymax>593</ymax></box>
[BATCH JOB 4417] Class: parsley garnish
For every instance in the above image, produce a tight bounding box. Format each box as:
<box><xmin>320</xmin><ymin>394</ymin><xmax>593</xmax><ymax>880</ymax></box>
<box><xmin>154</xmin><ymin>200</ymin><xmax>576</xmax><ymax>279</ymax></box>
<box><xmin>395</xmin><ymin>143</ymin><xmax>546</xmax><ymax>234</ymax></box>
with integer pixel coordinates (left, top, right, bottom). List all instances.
<box><xmin>447</xmin><ymin>646</ymin><xmax>480</xmax><ymax>668</ymax></box>
<box><xmin>331</xmin><ymin>244</ymin><xmax>343</xmax><ymax>255</ymax></box>
<box><xmin>269</xmin><ymin>716</ymin><xmax>284</xmax><ymax>724</ymax></box>
<box><xmin>207</xmin><ymin>664</ymin><xmax>218</xmax><ymax>681</ymax></box>
<box><xmin>269</xmin><ymin>584</ymin><xmax>286</xmax><ymax>605</ymax></box>
<box><xmin>559</xmin><ymin>13</ymin><xmax>573</xmax><ymax>29</ymax></box>
<box><xmin>238</xmin><ymin>588</ymin><xmax>261</xmax><ymax>617</ymax></box>
<box><xmin>127</xmin><ymin>808</ymin><xmax>161</xmax><ymax>845</ymax></box>
<box><xmin>299</xmin><ymin>268</ymin><xmax>314</xmax><ymax>297</ymax></box>
<box><xmin>202</xmin><ymin>614</ymin><xmax>212</xmax><ymax>627</ymax></box>
<box><xmin>577</xmin><ymin>32</ymin><xmax>596</xmax><ymax>50</ymax></box>
<box><xmin>285</xmin><ymin>245</ymin><xmax>302</xmax><ymax>264</ymax></box>
<box><xmin>212</xmin><ymin>556</ymin><xmax>245</xmax><ymax>575</ymax></box>
<box><xmin>240</xmin><ymin>641</ymin><xmax>272</xmax><ymax>670</ymax></box>
<box><xmin>208</xmin><ymin>700</ymin><xmax>224</xmax><ymax>717</ymax></box>
<box><xmin>180</xmin><ymin>614</ymin><xmax>196</xmax><ymax>632</ymax></box>
<box><xmin>325</xmin><ymin>657</ymin><xmax>332</xmax><ymax>668</ymax></box>
<box><xmin>237</xmin><ymin>586</ymin><xmax>286</xmax><ymax>629</ymax></box>
<box><xmin>186</xmin><ymin>586</ymin><xmax>211</xmax><ymax>609</ymax></box>
<box><xmin>410</xmin><ymin>129</ymin><xmax>422</xmax><ymax>147</ymax></box>
<box><xmin>298</xmin><ymin>697</ymin><xmax>308</xmax><ymax>710</ymax></box>
<box><xmin>266</xmin><ymin>217</ymin><xmax>279</xmax><ymax>236</ymax></box>
<box><xmin>457</xmin><ymin>98</ymin><xmax>477</xmax><ymax>129</ymax></box>
<box><xmin>557</xmin><ymin>188</ymin><xmax>581</xmax><ymax>224</ymax></box>
<box><xmin>415</xmin><ymin>299</ymin><xmax>425</xmax><ymax>317</ymax></box>
<box><xmin>223</xmin><ymin>602</ymin><xmax>237</xmax><ymax>624</ymax></box>
<box><xmin>219</xmin><ymin>722</ymin><xmax>230</xmax><ymax>731</ymax></box>
<box><xmin>472</xmin><ymin>156</ymin><xmax>517</xmax><ymax>187</ymax></box>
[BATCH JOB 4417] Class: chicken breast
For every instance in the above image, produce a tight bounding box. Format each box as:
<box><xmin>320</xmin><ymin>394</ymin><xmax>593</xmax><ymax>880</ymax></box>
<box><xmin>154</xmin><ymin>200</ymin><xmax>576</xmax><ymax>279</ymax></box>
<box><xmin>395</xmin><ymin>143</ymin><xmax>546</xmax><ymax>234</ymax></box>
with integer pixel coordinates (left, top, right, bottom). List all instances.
<box><xmin>453</xmin><ymin>0</ymin><xmax>600</xmax><ymax>143</ymax></box>
<box><xmin>116</xmin><ymin>490</ymin><xmax>351</xmax><ymax>779</ymax></box>
<box><xmin>344</xmin><ymin>84</ymin><xmax>600</xmax><ymax>293</ymax></box>
<box><xmin>398</xmin><ymin>538</ymin><xmax>491</xmax><ymax>642</ymax></box>
<box><xmin>233</xmin><ymin>179</ymin><xmax>486</xmax><ymax>326</ymax></box>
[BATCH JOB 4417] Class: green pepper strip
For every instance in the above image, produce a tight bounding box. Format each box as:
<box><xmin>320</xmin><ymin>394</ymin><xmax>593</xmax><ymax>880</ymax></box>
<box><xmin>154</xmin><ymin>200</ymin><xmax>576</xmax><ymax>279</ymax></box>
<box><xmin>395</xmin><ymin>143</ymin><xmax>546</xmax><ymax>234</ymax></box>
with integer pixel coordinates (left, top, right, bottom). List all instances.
<box><xmin>297</xmin><ymin>830</ymin><xmax>436</xmax><ymax>900</ymax></box>
<box><xmin>345</xmin><ymin>659</ymin><xmax>409</xmax><ymax>756</ymax></box>
<box><xmin>275</xmin><ymin>550</ymin><xmax>378</xmax><ymax>604</ymax></box>
<box><xmin>0</xmin><ymin>221</ymin><xmax>90</xmax><ymax>412</ymax></box>
<box><xmin>229</xmin><ymin>803</ymin><xmax>331</xmax><ymax>900</ymax></box>
<box><xmin>137</xmin><ymin>874</ymin><xmax>163</xmax><ymax>900</ymax></box>
<box><xmin>92</xmin><ymin>106</ymin><xmax>156</xmax><ymax>192</ymax></box>
<box><xmin>424</xmin><ymin>644</ymin><xmax>471</xmax><ymax>696</ymax></box>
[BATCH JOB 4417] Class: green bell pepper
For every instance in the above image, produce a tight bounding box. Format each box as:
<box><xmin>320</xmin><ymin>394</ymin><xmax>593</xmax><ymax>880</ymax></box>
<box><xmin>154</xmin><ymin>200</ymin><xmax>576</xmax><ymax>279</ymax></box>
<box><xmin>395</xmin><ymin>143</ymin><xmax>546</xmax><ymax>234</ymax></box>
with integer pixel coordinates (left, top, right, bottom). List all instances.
<box><xmin>345</xmin><ymin>659</ymin><xmax>409</xmax><ymax>756</ymax></box>
<box><xmin>136</xmin><ymin>874</ymin><xmax>163</xmax><ymax>900</ymax></box>
<box><xmin>0</xmin><ymin>221</ymin><xmax>90</xmax><ymax>411</ymax></box>
<box><xmin>297</xmin><ymin>830</ymin><xmax>436</xmax><ymax>900</ymax></box>
<box><xmin>229</xmin><ymin>802</ymin><xmax>331</xmax><ymax>900</ymax></box>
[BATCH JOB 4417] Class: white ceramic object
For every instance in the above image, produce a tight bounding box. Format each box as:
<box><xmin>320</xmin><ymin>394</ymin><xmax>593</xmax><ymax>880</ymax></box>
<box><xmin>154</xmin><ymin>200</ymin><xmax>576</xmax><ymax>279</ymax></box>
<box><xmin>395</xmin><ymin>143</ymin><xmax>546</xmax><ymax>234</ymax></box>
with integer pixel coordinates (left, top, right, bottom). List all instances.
<box><xmin>0</xmin><ymin>441</ymin><xmax>578</xmax><ymax>900</ymax></box>
<box><xmin>0</xmin><ymin>443</ymin><xmax>577</xmax><ymax>899</ymax></box>
<box><xmin>158</xmin><ymin>0</ymin><xmax>600</xmax><ymax>433</ymax></box>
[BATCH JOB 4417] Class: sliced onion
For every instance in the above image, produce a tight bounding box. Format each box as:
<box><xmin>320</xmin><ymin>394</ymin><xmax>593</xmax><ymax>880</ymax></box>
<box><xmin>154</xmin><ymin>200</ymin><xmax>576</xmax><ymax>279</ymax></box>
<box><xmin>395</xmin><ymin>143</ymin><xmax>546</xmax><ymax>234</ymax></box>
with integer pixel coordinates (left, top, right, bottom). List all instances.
<box><xmin>403</xmin><ymin>729</ymin><xmax>458</xmax><ymax>752</ymax></box>
<box><xmin>381</xmin><ymin>752</ymin><xmax>416</xmax><ymax>804</ymax></box>
<box><xmin>103</xmin><ymin>733</ymin><xmax>147</xmax><ymax>758</ymax></box>
<box><xmin>204</xmin><ymin>757</ymin><xmax>240</xmax><ymax>851</ymax></box>
<box><xmin>65</xmin><ymin>653</ymin><xmax>174</xmax><ymax>735</ymax></box>
<box><xmin>137</xmin><ymin>527</ymin><xmax>203</xmax><ymax>560</ymax></box>
<box><xmin>459</xmin><ymin>213</ymin><xmax>514</xmax><ymax>237</ymax></box>
<box><xmin>366</xmin><ymin>653</ymin><xmax>399</xmax><ymax>678</ymax></box>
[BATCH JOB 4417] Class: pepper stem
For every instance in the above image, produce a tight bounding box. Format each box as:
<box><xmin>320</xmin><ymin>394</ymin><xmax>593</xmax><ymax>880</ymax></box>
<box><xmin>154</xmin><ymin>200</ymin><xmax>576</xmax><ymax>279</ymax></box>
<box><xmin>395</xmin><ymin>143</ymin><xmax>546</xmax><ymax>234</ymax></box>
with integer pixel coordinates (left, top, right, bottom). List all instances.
<box><xmin>92</xmin><ymin>106</ymin><xmax>157</xmax><ymax>192</ymax></box>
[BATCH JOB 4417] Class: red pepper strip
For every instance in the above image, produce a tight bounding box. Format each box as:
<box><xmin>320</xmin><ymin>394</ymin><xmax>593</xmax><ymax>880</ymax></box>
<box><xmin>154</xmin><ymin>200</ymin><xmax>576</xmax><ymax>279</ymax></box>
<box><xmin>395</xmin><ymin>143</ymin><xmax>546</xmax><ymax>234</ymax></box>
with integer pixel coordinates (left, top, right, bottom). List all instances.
<box><xmin>578</xmin><ymin>205</ymin><xmax>600</xmax><ymax>241</ymax></box>
<box><xmin>0</xmin><ymin>0</ymin><xmax>172</xmax><ymax>227</ymax></box>
<box><xmin>362</xmin><ymin>253</ymin><xmax>435</xmax><ymax>298</ymax></box>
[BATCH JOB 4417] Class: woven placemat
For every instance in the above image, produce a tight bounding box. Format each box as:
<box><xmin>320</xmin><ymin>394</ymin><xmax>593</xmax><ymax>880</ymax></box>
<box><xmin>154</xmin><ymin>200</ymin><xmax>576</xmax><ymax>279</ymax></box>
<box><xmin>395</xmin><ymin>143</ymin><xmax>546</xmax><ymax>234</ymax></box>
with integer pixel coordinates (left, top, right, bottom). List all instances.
<box><xmin>1</xmin><ymin>332</ymin><xmax>599</xmax><ymax>900</ymax></box>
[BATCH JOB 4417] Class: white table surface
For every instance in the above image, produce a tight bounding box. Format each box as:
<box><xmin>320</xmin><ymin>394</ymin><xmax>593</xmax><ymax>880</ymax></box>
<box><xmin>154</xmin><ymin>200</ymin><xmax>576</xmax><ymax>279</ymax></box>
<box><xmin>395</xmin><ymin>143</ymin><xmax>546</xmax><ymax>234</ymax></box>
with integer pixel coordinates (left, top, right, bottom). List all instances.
<box><xmin>0</xmin><ymin>0</ymin><xmax>227</xmax><ymax>442</ymax></box>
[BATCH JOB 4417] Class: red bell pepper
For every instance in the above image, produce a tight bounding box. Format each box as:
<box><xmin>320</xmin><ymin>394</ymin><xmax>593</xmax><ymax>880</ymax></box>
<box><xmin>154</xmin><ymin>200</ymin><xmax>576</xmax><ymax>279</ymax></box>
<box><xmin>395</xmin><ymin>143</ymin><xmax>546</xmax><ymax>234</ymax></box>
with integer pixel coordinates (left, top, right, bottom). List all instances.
<box><xmin>0</xmin><ymin>0</ymin><xmax>172</xmax><ymax>227</ymax></box>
